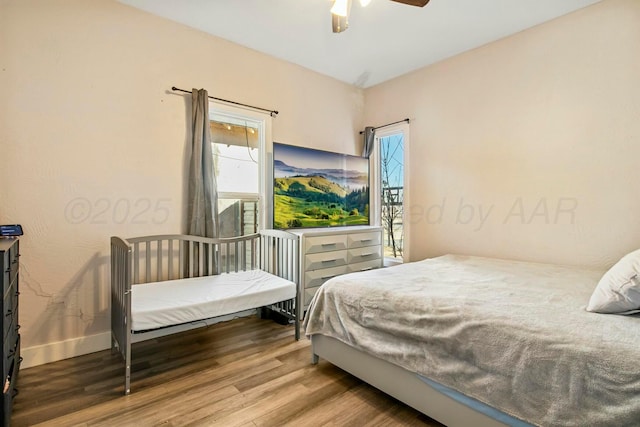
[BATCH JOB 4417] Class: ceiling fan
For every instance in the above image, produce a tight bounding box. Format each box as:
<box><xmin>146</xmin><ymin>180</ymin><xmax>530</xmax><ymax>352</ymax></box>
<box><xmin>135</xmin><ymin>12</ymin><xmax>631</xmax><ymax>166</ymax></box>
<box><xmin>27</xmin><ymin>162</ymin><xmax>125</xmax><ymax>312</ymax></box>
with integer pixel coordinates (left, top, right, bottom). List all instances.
<box><xmin>331</xmin><ymin>0</ymin><xmax>430</xmax><ymax>33</ymax></box>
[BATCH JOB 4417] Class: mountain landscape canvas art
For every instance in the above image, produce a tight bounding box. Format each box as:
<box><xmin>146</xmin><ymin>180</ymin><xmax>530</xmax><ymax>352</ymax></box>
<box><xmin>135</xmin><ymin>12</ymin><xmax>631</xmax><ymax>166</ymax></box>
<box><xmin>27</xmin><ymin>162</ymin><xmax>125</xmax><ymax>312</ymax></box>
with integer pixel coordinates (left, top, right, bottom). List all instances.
<box><xmin>273</xmin><ymin>143</ymin><xmax>370</xmax><ymax>229</ymax></box>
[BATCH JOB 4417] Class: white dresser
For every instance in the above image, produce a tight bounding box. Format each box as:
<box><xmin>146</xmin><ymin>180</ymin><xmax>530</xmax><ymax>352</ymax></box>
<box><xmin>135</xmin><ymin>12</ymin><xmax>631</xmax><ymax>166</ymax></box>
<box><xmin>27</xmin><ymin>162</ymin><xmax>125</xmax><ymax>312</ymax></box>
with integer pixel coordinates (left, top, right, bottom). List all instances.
<box><xmin>291</xmin><ymin>226</ymin><xmax>383</xmax><ymax>309</ymax></box>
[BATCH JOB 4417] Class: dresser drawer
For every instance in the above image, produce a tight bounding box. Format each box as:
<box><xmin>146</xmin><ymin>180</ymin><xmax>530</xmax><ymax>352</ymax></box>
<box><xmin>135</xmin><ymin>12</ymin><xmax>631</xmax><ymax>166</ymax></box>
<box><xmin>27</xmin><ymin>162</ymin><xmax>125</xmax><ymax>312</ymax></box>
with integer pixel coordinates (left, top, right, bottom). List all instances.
<box><xmin>6</xmin><ymin>249</ymin><xmax>19</xmax><ymax>285</ymax></box>
<box><xmin>347</xmin><ymin>259</ymin><xmax>383</xmax><ymax>273</ymax></box>
<box><xmin>304</xmin><ymin>250</ymin><xmax>348</xmax><ymax>271</ymax></box>
<box><xmin>304</xmin><ymin>286</ymin><xmax>321</xmax><ymax>307</ymax></box>
<box><xmin>3</xmin><ymin>316</ymin><xmax>14</xmax><ymax>349</ymax></box>
<box><xmin>3</xmin><ymin>334</ymin><xmax>20</xmax><ymax>396</ymax></box>
<box><xmin>304</xmin><ymin>235</ymin><xmax>348</xmax><ymax>254</ymax></box>
<box><xmin>348</xmin><ymin>231</ymin><xmax>382</xmax><ymax>249</ymax></box>
<box><xmin>0</xmin><ymin>258</ymin><xmax>18</xmax><ymax>295</ymax></box>
<box><xmin>347</xmin><ymin>245</ymin><xmax>382</xmax><ymax>264</ymax></box>
<box><xmin>1</xmin><ymin>273</ymin><xmax>7</xmax><ymax>299</ymax></box>
<box><xmin>3</xmin><ymin>333</ymin><xmax>19</xmax><ymax>375</ymax></box>
<box><xmin>3</xmin><ymin>278</ymin><xmax>17</xmax><ymax>315</ymax></box>
<box><xmin>3</xmin><ymin>308</ymin><xmax>15</xmax><ymax>344</ymax></box>
<box><xmin>304</xmin><ymin>265</ymin><xmax>348</xmax><ymax>288</ymax></box>
<box><xmin>3</xmin><ymin>287</ymin><xmax>18</xmax><ymax>342</ymax></box>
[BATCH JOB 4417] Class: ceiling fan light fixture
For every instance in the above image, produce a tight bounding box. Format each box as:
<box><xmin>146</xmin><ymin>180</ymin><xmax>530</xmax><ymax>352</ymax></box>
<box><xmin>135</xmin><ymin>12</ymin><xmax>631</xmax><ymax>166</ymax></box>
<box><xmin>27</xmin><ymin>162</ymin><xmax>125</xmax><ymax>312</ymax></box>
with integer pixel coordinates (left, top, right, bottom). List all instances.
<box><xmin>330</xmin><ymin>0</ymin><xmax>351</xmax><ymax>17</ymax></box>
<box><xmin>331</xmin><ymin>0</ymin><xmax>427</xmax><ymax>34</ymax></box>
<box><xmin>332</xmin><ymin>13</ymin><xmax>349</xmax><ymax>33</ymax></box>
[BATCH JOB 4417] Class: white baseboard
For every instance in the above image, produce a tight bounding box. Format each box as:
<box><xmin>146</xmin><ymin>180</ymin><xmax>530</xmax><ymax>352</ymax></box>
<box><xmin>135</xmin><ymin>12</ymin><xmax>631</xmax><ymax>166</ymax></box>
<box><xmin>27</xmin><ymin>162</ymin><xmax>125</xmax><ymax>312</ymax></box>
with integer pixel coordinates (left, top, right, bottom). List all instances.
<box><xmin>21</xmin><ymin>331</ymin><xmax>111</xmax><ymax>369</ymax></box>
<box><xmin>21</xmin><ymin>309</ymin><xmax>258</xmax><ymax>369</ymax></box>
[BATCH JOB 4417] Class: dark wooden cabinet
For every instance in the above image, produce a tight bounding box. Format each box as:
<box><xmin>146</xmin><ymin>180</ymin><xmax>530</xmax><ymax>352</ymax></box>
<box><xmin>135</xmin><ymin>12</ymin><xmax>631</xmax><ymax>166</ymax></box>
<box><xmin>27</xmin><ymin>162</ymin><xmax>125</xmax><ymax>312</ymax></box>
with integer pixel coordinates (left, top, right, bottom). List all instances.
<box><xmin>1</xmin><ymin>239</ymin><xmax>20</xmax><ymax>427</ymax></box>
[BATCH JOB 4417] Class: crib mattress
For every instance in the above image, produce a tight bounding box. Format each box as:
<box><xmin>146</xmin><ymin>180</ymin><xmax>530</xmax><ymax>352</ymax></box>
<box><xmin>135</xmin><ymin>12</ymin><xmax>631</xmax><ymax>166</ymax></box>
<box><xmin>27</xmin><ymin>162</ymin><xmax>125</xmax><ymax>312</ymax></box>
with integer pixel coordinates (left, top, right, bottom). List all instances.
<box><xmin>131</xmin><ymin>269</ymin><xmax>296</xmax><ymax>332</ymax></box>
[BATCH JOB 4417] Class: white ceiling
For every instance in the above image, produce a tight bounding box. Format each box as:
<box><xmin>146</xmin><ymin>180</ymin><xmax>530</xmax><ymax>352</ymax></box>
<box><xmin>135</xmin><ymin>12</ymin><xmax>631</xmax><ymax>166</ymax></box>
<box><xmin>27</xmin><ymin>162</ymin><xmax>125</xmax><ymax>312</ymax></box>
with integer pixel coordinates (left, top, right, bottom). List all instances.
<box><xmin>118</xmin><ymin>0</ymin><xmax>602</xmax><ymax>88</ymax></box>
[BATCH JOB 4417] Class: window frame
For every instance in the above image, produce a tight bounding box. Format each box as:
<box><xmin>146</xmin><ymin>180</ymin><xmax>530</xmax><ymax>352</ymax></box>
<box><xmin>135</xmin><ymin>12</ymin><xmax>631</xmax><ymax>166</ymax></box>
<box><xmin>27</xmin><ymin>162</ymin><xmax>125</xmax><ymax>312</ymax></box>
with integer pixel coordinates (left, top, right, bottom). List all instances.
<box><xmin>209</xmin><ymin>102</ymin><xmax>273</xmax><ymax>232</ymax></box>
<box><xmin>369</xmin><ymin>121</ymin><xmax>411</xmax><ymax>263</ymax></box>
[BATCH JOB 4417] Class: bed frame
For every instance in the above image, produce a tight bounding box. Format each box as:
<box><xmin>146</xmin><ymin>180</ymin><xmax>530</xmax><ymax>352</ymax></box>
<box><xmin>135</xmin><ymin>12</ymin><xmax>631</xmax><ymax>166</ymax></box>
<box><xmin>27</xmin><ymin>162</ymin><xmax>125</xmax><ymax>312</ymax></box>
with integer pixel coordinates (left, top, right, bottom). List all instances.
<box><xmin>311</xmin><ymin>335</ymin><xmax>512</xmax><ymax>427</ymax></box>
<box><xmin>110</xmin><ymin>229</ymin><xmax>300</xmax><ymax>395</ymax></box>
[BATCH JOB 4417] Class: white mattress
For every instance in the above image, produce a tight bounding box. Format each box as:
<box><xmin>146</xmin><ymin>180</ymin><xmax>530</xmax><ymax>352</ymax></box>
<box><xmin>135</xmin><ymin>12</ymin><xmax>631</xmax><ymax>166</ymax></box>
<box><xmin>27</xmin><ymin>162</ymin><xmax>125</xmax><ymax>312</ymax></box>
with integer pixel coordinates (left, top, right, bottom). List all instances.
<box><xmin>131</xmin><ymin>269</ymin><xmax>296</xmax><ymax>332</ymax></box>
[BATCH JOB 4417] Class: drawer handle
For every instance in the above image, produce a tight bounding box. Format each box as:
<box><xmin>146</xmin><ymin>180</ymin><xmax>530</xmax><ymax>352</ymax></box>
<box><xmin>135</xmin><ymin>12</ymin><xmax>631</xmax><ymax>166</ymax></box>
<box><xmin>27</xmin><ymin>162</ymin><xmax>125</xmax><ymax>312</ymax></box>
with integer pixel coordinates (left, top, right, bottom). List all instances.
<box><xmin>321</xmin><ymin>275</ymin><xmax>337</xmax><ymax>280</ymax></box>
<box><xmin>359</xmin><ymin>253</ymin><xmax>374</xmax><ymax>257</ymax></box>
<box><xmin>360</xmin><ymin>238</ymin><xmax>372</xmax><ymax>242</ymax></box>
<box><xmin>320</xmin><ymin>243</ymin><xmax>336</xmax><ymax>247</ymax></box>
<box><xmin>321</xmin><ymin>259</ymin><xmax>337</xmax><ymax>263</ymax></box>
<box><xmin>360</xmin><ymin>267</ymin><xmax>374</xmax><ymax>271</ymax></box>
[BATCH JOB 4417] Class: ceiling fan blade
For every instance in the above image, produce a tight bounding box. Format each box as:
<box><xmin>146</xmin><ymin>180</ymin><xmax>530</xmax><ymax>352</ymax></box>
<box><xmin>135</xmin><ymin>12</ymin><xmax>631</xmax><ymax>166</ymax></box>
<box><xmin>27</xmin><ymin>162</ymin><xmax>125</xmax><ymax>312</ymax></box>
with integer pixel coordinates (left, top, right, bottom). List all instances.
<box><xmin>390</xmin><ymin>0</ymin><xmax>430</xmax><ymax>6</ymax></box>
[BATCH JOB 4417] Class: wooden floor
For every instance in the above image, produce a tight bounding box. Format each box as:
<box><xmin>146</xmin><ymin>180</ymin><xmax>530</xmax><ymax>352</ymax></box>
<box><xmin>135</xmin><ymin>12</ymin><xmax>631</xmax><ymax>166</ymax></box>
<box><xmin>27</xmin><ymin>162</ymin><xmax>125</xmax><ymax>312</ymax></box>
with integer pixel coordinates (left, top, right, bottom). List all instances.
<box><xmin>12</xmin><ymin>316</ymin><xmax>444</xmax><ymax>426</ymax></box>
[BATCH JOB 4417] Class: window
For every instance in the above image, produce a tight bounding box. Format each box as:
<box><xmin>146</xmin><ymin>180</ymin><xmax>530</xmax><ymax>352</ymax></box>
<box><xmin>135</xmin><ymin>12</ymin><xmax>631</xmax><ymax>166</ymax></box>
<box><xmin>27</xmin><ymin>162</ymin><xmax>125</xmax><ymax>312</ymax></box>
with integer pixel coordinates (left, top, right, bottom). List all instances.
<box><xmin>209</xmin><ymin>104</ymin><xmax>272</xmax><ymax>237</ymax></box>
<box><xmin>370</xmin><ymin>122</ymin><xmax>410</xmax><ymax>264</ymax></box>
<box><xmin>380</xmin><ymin>133</ymin><xmax>404</xmax><ymax>260</ymax></box>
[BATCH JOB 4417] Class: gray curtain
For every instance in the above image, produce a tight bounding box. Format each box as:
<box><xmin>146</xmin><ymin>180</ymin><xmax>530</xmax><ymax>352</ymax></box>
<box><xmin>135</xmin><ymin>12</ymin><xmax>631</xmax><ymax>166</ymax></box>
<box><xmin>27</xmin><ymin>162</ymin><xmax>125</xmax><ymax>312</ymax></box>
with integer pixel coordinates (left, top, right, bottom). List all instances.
<box><xmin>362</xmin><ymin>126</ymin><xmax>376</xmax><ymax>158</ymax></box>
<box><xmin>187</xmin><ymin>88</ymin><xmax>219</xmax><ymax>238</ymax></box>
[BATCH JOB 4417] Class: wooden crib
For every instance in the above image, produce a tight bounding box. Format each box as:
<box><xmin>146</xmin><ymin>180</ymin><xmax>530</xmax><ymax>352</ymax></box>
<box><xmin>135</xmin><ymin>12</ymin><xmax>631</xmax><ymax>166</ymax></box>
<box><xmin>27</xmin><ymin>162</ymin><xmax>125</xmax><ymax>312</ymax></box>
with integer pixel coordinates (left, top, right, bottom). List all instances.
<box><xmin>110</xmin><ymin>229</ymin><xmax>300</xmax><ymax>394</ymax></box>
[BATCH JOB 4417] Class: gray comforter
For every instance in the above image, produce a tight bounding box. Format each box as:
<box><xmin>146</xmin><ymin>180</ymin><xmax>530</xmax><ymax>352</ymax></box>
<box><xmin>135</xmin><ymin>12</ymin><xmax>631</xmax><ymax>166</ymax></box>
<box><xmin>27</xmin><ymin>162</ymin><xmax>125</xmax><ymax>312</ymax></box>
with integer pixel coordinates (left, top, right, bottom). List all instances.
<box><xmin>304</xmin><ymin>255</ymin><xmax>640</xmax><ymax>426</ymax></box>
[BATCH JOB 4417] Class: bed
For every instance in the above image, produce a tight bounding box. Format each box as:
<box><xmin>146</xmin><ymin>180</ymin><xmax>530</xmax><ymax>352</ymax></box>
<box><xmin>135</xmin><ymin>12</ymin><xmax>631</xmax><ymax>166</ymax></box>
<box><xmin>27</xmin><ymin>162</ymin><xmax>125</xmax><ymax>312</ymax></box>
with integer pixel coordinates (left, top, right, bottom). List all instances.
<box><xmin>304</xmin><ymin>254</ymin><xmax>640</xmax><ymax>427</ymax></box>
<box><xmin>111</xmin><ymin>229</ymin><xmax>301</xmax><ymax>395</ymax></box>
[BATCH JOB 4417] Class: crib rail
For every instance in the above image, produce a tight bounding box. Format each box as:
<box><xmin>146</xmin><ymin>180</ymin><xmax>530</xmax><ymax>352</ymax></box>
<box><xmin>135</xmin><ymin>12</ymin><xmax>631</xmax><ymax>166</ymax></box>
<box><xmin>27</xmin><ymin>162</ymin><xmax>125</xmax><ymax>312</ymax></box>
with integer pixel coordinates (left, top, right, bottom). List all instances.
<box><xmin>259</xmin><ymin>229</ymin><xmax>301</xmax><ymax>339</ymax></box>
<box><xmin>259</xmin><ymin>229</ymin><xmax>299</xmax><ymax>282</ymax></box>
<box><xmin>124</xmin><ymin>233</ymin><xmax>261</xmax><ymax>284</ymax></box>
<box><xmin>110</xmin><ymin>236</ymin><xmax>132</xmax><ymax>393</ymax></box>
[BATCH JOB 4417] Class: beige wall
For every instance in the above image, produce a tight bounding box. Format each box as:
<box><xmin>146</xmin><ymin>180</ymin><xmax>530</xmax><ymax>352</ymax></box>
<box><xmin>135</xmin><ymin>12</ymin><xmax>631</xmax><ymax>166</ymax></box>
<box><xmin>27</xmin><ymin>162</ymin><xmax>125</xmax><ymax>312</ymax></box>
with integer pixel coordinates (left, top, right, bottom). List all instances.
<box><xmin>364</xmin><ymin>0</ymin><xmax>640</xmax><ymax>269</ymax></box>
<box><xmin>0</xmin><ymin>0</ymin><xmax>363</xmax><ymax>354</ymax></box>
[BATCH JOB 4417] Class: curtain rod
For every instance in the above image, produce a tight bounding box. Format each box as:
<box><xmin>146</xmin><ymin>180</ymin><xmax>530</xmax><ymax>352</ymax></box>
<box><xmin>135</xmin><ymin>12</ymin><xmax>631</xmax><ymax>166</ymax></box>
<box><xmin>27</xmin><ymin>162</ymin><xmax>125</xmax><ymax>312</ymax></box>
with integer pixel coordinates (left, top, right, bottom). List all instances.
<box><xmin>171</xmin><ymin>86</ymin><xmax>278</xmax><ymax>117</ymax></box>
<box><xmin>359</xmin><ymin>118</ymin><xmax>410</xmax><ymax>134</ymax></box>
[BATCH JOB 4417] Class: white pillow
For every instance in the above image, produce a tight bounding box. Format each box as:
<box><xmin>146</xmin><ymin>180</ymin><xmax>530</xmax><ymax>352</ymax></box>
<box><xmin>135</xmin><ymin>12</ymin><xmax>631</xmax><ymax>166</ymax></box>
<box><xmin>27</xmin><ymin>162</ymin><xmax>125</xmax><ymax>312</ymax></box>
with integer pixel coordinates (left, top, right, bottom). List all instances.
<box><xmin>587</xmin><ymin>248</ymin><xmax>640</xmax><ymax>314</ymax></box>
